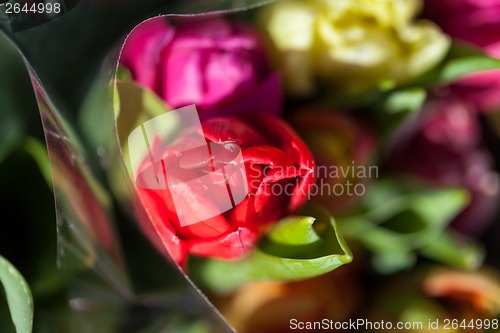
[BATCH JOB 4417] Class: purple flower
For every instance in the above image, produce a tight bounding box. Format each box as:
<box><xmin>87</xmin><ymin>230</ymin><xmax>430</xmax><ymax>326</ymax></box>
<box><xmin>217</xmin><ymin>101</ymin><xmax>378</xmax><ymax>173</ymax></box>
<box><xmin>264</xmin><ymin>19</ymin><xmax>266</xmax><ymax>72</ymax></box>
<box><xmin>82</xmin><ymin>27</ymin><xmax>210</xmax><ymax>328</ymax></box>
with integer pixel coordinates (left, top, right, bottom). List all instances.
<box><xmin>120</xmin><ymin>18</ymin><xmax>281</xmax><ymax>117</ymax></box>
<box><xmin>386</xmin><ymin>96</ymin><xmax>500</xmax><ymax>236</ymax></box>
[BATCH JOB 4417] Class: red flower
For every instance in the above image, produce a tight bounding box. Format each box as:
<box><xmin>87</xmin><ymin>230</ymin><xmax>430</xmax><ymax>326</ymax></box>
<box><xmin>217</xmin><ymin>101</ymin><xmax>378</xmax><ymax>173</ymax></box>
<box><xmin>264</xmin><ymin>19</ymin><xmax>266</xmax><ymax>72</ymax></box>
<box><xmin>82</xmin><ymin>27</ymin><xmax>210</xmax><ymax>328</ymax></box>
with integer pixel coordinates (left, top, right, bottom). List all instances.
<box><xmin>134</xmin><ymin>114</ymin><xmax>315</xmax><ymax>266</ymax></box>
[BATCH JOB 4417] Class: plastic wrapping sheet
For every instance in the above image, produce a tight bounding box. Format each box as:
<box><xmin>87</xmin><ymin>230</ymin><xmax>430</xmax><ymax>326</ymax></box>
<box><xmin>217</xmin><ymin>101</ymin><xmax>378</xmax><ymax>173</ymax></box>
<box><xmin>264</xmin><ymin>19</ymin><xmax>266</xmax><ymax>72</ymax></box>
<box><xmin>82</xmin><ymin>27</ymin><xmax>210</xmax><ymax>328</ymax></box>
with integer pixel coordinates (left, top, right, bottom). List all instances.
<box><xmin>0</xmin><ymin>1</ymin><xmax>275</xmax><ymax>332</ymax></box>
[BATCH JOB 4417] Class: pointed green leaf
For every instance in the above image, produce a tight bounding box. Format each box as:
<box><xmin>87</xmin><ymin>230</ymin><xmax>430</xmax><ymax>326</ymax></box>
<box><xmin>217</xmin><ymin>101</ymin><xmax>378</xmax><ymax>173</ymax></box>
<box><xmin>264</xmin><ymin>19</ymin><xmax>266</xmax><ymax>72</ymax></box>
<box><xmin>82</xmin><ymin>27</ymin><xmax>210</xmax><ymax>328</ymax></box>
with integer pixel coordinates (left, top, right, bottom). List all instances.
<box><xmin>193</xmin><ymin>207</ymin><xmax>353</xmax><ymax>294</ymax></box>
<box><xmin>338</xmin><ymin>179</ymin><xmax>470</xmax><ymax>272</ymax></box>
<box><xmin>439</xmin><ymin>43</ymin><xmax>500</xmax><ymax>83</ymax></box>
<box><xmin>0</xmin><ymin>256</ymin><xmax>33</xmax><ymax>333</ymax></box>
<box><xmin>382</xmin><ymin>89</ymin><xmax>427</xmax><ymax>116</ymax></box>
<box><xmin>109</xmin><ymin>79</ymin><xmax>171</xmax><ymax>204</ymax></box>
<box><xmin>374</xmin><ymin>88</ymin><xmax>427</xmax><ymax>138</ymax></box>
<box><xmin>420</xmin><ymin>230</ymin><xmax>484</xmax><ymax>270</ymax></box>
<box><xmin>114</xmin><ymin>79</ymin><xmax>170</xmax><ymax>147</ymax></box>
<box><xmin>404</xmin><ymin>42</ymin><xmax>500</xmax><ymax>89</ymax></box>
<box><xmin>22</xmin><ymin>138</ymin><xmax>52</xmax><ymax>189</ymax></box>
<box><xmin>372</xmin><ymin>251</ymin><xmax>417</xmax><ymax>275</ymax></box>
<box><xmin>266</xmin><ymin>216</ymin><xmax>320</xmax><ymax>245</ymax></box>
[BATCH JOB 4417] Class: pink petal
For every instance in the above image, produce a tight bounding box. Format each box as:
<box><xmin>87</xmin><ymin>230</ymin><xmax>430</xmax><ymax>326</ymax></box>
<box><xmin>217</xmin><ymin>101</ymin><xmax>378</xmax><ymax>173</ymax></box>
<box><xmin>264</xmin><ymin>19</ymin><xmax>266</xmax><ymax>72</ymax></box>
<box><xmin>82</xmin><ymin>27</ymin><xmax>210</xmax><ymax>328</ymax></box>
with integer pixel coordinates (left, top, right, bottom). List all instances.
<box><xmin>121</xmin><ymin>19</ymin><xmax>173</xmax><ymax>91</ymax></box>
<box><xmin>163</xmin><ymin>48</ymin><xmax>204</xmax><ymax>108</ymax></box>
<box><xmin>203</xmin><ymin>51</ymin><xmax>258</xmax><ymax>107</ymax></box>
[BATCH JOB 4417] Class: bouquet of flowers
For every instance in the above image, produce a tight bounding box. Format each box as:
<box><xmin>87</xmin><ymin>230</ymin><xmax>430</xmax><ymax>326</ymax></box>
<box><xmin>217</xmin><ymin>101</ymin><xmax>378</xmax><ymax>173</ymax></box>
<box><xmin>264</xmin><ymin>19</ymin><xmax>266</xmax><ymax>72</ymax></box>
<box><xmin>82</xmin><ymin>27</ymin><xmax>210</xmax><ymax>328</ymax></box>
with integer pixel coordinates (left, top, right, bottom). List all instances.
<box><xmin>1</xmin><ymin>0</ymin><xmax>500</xmax><ymax>332</ymax></box>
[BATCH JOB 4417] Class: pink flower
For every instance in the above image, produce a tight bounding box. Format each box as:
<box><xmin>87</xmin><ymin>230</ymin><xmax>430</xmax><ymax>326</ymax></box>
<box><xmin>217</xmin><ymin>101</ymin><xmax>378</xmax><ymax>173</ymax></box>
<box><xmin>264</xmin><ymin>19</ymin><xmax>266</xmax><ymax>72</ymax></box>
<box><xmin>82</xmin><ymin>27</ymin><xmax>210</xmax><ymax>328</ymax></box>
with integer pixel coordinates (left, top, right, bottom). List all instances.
<box><xmin>386</xmin><ymin>96</ymin><xmax>500</xmax><ymax>236</ymax></box>
<box><xmin>120</xmin><ymin>18</ymin><xmax>281</xmax><ymax>117</ymax></box>
<box><xmin>447</xmin><ymin>43</ymin><xmax>500</xmax><ymax>112</ymax></box>
<box><xmin>424</xmin><ymin>0</ymin><xmax>500</xmax><ymax>51</ymax></box>
<box><xmin>424</xmin><ymin>0</ymin><xmax>500</xmax><ymax>112</ymax></box>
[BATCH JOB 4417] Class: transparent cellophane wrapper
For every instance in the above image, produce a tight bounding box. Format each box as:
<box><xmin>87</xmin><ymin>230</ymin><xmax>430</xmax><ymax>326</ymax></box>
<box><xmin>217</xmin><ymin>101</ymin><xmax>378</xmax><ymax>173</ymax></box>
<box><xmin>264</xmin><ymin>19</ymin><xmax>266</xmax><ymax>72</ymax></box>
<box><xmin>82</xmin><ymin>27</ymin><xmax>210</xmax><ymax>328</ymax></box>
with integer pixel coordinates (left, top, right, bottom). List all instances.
<box><xmin>4</xmin><ymin>2</ymin><xmax>500</xmax><ymax>332</ymax></box>
<box><xmin>0</xmin><ymin>1</ymin><xmax>276</xmax><ymax>332</ymax></box>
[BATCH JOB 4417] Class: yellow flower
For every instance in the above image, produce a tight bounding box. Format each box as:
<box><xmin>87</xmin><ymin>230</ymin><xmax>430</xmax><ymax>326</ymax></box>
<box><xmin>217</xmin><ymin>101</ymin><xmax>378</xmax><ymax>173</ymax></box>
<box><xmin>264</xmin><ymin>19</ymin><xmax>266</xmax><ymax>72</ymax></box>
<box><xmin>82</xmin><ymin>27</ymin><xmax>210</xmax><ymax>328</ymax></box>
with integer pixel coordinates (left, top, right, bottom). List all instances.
<box><xmin>259</xmin><ymin>0</ymin><xmax>450</xmax><ymax>95</ymax></box>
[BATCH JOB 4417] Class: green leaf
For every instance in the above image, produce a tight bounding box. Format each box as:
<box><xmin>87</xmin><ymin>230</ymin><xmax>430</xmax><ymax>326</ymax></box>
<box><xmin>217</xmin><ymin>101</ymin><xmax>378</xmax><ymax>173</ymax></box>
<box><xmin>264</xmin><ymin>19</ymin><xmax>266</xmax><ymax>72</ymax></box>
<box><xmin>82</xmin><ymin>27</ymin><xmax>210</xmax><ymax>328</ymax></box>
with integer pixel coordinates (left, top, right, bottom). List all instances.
<box><xmin>79</xmin><ymin>75</ymin><xmax>116</xmax><ymax>154</ymax></box>
<box><xmin>22</xmin><ymin>138</ymin><xmax>52</xmax><ymax>189</ymax></box>
<box><xmin>372</xmin><ymin>42</ymin><xmax>500</xmax><ymax>138</ymax></box>
<box><xmin>109</xmin><ymin>80</ymin><xmax>170</xmax><ymax>205</ymax></box>
<box><xmin>116</xmin><ymin>67</ymin><xmax>133</xmax><ymax>82</ymax></box>
<box><xmin>372</xmin><ymin>251</ymin><xmax>417</xmax><ymax>275</ymax></box>
<box><xmin>192</xmin><ymin>207</ymin><xmax>353</xmax><ymax>294</ymax></box>
<box><xmin>405</xmin><ymin>42</ymin><xmax>500</xmax><ymax>88</ymax></box>
<box><xmin>338</xmin><ymin>179</ymin><xmax>469</xmax><ymax>273</ymax></box>
<box><xmin>374</xmin><ymin>88</ymin><xmax>427</xmax><ymax>138</ymax></box>
<box><xmin>323</xmin><ymin>42</ymin><xmax>499</xmax><ymax>113</ymax></box>
<box><xmin>420</xmin><ymin>230</ymin><xmax>484</xmax><ymax>270</ymax></box>
<box><xmin>114</xmin><ymin>79</ymin><xmax>170</xmax><ymax>146</ymax></box>
<box><xmin>266</xmin><ymin>216</ymin><xmax>320</xmax><ymax>245</ymax></box>
<box><xmin>0</xmin><ymin>256</ymin><xmax>33</xmax><ymax>333</ymax></box>
<box><xmin>438</xmin><ymin>43</ymin><xmax>500</xmax><ymax>83</ymax></box>
<box><xmin>382</xmin><ymin>88</ymin><xmax>427</xmax><ymax>116</ymax></box>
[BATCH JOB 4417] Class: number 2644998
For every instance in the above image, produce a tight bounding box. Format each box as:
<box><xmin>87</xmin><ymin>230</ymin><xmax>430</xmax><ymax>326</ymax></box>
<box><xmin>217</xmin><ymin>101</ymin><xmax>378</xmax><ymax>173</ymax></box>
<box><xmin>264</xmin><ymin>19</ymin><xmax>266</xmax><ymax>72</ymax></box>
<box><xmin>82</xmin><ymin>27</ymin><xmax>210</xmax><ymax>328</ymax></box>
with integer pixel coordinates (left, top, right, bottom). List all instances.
<box><xmin>5</xmin><ymin>2</ymin><xmax>62</xmax><ymax>15</ymax></box>
<box><xmin>442</xmin><ymin>318</ymin><xmax>498</xmax><ymax>330</ymax></box>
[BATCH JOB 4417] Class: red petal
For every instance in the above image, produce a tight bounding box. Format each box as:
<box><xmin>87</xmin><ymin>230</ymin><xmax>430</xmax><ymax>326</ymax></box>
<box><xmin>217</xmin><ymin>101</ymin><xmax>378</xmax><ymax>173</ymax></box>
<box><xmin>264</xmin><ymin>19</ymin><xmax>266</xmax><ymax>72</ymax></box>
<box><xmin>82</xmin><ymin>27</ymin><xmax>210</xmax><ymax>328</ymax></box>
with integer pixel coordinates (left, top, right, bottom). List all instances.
<box><xmin>244</xmin><ymin>163</ymin><xmax>265</xmax><ymax>194</ymax></box>
<box><xmin>176</xmin><ymin>216</ymin><xmax>233</xmax><ymax>239</ymax></box>
<box><xmin>242</xmin><ymin>115</ymin><xmax>316</xmax><ymax>212</ymax></box>
<box><xmin>254</xmin><ymin>182</ymin><xmax>273</xmax><ymax>213</ymax></box>
<box><xmin>263</xmin><ymin>167</ymin><xmax>302</xmax><ymax>183</ymax></box>
<box><xmin>229</xmin><ymin>196</ymin><xmax>256</xmax><ymax>228</ymax></box>
<box><xmin>289</xmin><ymin>169</ymin><xmax>316</xmax><ymax>212</ymax></box>
<box><xmin>152</xmin><ymin>184</ymin><xmax>234</xmax><ymax>239</ymax></box>
<box><xmin>243</xmin><ymin>145</ymin><xmax>296</xmax><ymax>168</ymax></box>
<box><xmin>187</xmin><ymin>227</ymin><xmax>260</xmax><ymax>260</ymax></box>
<box><xmin>202</xmin><ymin>117</ymin><xmax>268</xmax><ymax>147</ymax></box>
<box><xmin>136</xmin><ymin>187</ymin><xmax>187</xmax><ymax>265</ymax></box>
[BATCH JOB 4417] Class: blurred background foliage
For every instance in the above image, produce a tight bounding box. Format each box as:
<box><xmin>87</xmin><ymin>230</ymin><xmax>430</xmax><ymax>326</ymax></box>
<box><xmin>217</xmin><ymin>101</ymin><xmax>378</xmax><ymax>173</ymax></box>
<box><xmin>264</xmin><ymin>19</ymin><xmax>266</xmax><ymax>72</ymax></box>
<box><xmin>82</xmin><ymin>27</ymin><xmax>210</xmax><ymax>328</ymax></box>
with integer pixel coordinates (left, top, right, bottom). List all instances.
<box><xmin>2</xmin><ymin>1</ymin><xmax>500</xmax><ymax>332</ymax></box>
